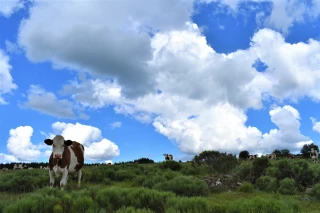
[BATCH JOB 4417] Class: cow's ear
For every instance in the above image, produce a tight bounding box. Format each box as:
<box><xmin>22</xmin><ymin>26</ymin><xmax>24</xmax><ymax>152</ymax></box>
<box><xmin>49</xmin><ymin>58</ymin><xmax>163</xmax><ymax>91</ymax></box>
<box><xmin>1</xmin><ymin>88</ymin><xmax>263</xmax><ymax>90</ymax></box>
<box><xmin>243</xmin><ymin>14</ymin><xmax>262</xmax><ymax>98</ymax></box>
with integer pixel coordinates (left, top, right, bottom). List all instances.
<box><xmin>44</xmin><ymin>139</ymin><xmax>53</xmax><ymax>146</ymax></box>
<box><xmin>64</xmin><ymin>140</ymin><xmax>73</xmax><ymax>146</ymax></box>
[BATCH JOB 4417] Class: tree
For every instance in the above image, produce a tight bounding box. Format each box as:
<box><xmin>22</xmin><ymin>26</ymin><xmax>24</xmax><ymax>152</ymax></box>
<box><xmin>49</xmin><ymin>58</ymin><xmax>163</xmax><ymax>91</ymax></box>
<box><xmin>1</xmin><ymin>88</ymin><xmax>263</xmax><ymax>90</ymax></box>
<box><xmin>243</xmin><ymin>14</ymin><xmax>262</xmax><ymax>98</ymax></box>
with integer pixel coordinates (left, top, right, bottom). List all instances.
<box><xmin>193</xmin><ymin>150</ymin><xmax>237</xmax><ymax>174</ymax></box>
<box><xmin>239</xmin><ymin>150</ymin><xmax>249</xmax><ymax>160</ymax></box>
<box><xmin>300</xmin><ymin>143</ymin><xmax>319</xmax><ymax>158</ymax></box>
<box><xmin>281</xmin><ymin>149</ymin><xmax>290</xmax><ymax>157</ymax></box>
<box><xmin>273</xmin><ymin>149</ymin><xmax>282</xmax><ymax>157</ymax></box>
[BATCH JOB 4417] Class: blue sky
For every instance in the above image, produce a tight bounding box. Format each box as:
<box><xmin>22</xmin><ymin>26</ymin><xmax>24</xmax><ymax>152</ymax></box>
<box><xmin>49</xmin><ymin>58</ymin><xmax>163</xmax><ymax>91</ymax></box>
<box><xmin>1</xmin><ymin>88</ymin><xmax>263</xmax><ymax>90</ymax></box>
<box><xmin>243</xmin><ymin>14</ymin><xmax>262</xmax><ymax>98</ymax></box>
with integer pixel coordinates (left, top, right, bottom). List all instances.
<box><xmin>1</xmin><ymin>0</ymin><xmax>320</xmax><ymax>164</ymax></box>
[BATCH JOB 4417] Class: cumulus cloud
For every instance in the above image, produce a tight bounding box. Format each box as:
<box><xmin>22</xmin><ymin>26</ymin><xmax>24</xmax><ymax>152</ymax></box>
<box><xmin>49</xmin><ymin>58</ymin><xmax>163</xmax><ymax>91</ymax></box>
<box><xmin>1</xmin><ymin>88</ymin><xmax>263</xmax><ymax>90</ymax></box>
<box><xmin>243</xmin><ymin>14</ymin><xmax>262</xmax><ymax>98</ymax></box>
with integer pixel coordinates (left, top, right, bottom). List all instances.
<box><xmin>23</xmin><ymin>85</ymin><xmax>87</xmax><ymax>119</ymax></box>
<box><xmin>311</xmin><ymin>117</ymin><xmax>320</xmax><ymax>133</ymax></box>
<box><xmin>18</xmin><ymin>0</ymin><xmax>194</xmax><ymax>98</ymax></box>
<box><xmin>5</xmin><ymin>40</ymin><xmax>22</xmax><ymax>54</ymax></box>
<box><xmin>0</xmin><ymin>0</ymin><xmax>23</xmax><ymax>17</ymax></box>
<box><xmin>61</xmin><ymin>75</ymin><xmax>121</xmax><ymax>109</ymax></box>
<box><xmin>51</xmin><ymin>122</ymin><xmax>120</xmax><ymax>160</ymax></box>
<box><xmin>7</xmin><ymin>126</ymin><xmax>41</xmax><ymax>161</ymax></box>
<box><xmin>0</xmin><ymin>50</ymin><xmax>18</xmax><ymax>104</ymax></box>
<box><xmin>200</xmin><ymin>0</ymin><xmax>320</xmax><ymax>34</ymax></box>
<box><xmin>0</xmin><ymin>153</ymin><xmax>18</xmax><ymax>163</ymax></box>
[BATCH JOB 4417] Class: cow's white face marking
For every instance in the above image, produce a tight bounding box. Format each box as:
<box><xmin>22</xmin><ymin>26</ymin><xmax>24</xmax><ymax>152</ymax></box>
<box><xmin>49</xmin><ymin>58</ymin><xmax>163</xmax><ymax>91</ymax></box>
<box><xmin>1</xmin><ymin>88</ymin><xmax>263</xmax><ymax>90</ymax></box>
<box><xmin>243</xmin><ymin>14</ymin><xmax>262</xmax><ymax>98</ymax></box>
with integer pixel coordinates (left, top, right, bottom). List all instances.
<box><xmin>52</xmin><ymin>136</ymin><xmax>65</xmax><ymax>159</ymax></box>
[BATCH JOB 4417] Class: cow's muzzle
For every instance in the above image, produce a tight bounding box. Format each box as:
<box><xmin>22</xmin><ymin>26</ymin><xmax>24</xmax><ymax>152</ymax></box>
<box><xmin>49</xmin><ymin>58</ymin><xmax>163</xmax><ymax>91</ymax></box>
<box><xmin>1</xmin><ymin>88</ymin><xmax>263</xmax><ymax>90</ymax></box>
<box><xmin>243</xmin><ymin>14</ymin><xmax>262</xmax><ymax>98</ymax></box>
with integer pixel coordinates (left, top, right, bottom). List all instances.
<box><xmin>54</xmin><ymin>154</ymin><xmax>62</xmax><ymax>159</ymax></box>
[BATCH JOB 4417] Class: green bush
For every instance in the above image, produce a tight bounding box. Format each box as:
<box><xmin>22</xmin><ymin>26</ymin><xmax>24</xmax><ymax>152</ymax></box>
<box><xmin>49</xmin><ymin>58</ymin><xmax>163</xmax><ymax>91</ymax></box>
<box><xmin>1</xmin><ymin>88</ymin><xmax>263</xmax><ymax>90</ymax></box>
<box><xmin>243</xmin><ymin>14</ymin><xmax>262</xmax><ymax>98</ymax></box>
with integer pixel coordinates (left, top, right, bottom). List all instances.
<box><xmin>237</xmin><ymin>182</ymin><xmax>254</xmax><ymax>193</ymax></box>
<box><xmin>311</xmin><ymin>183</ymin><xmax>320</xmax><ymax>199</ymax></box>
<box><xmin>193</xmin><ymin>151</ymin><xmax>238</xmax><ymax>174</ymax></box>
<box><xmin>72</xmin><ymin>196</ymin><xmax>96</xmax><ymax>213</ymax></box>
<box><xmin>166</xmin><ymin>197</ymin><xmax>210</xmax><ymax>213</ymax></box>
<box><xmin>235</xmin><ymin>163</ymin><xmax>251</xmax><ymax>180</ymax></box>
<box><xmin>251</xmin><ymin>157</ymin><xmax>269</xmax><ymax>182</ymax></box>
<box><xmin>115</xmin><ymin>206</ymin><xmax>153</xmax><ymax>213</ymax></box>
<box><xmin>255</xmin><ymin>176</ymin><xmax>278</xmax><ymax>192</ymax></box>
<box><xmin>159</xmin><ymin>161</ymin><xmax>182</xmax><ymax>171</ymax></box>
<box><xmin>115</xmin><ymin>170</ymin><xmax>135</xmax><ymax>181</ymax></box>
<box><xmin>154</xmin><ymin>176</ymin><xmax>209</xmax><ymax>197</ymax></box>
<box><xmin>278</xmin><ymin>178</ymin><xmax>297</xmax><ymax>195</ymax></box>
<box><xmin>142</xmin><ymin>175</ymin><xmax>166</xmax><ymax>189</ymax></box>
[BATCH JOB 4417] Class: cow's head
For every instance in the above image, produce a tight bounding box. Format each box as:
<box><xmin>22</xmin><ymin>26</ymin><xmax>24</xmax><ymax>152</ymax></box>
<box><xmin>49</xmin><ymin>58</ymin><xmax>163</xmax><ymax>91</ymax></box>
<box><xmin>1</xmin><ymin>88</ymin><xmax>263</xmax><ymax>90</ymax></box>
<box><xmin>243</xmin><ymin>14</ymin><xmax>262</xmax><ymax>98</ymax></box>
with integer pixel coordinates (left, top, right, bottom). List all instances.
<box><xmin>44</xmin><ymin>135</ymin><xmax>73</xmax><ymax>159</ymax></box>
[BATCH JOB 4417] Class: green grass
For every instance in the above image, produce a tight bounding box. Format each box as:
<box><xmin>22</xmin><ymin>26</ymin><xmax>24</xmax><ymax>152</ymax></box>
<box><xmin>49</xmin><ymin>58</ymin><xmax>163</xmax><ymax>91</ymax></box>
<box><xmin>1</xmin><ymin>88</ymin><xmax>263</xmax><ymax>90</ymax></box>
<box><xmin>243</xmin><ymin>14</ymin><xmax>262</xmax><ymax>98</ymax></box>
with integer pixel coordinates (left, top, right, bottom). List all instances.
<box><xmin>0</xmin><ymin>159</ymin><xmax>320</xmax><ymax>212</ymax></box>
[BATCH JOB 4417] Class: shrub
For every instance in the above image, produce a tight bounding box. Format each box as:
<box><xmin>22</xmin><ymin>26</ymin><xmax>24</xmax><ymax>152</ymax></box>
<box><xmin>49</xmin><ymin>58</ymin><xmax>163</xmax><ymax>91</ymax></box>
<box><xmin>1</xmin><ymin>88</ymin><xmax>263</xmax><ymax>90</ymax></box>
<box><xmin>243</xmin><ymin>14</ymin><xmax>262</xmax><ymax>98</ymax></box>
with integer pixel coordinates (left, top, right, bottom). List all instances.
<box><xmin>235</xmin><ymin>163</ymin><xmax>251</xmax><ymax>180</ymax></box>
<box><xmin>237</xmin><ymin>182</ymin><xmax>254</xmax><ymax>193</ymax></box>
<box><xmin>311</xmin><ymin>183</ymin><xmax>320</xmax><ymax>199</ymax></box>
<box><xmin>72</xmin><ymin>196</ymin><xmax>96</xmax><ymax>213</ymax></box>
<box><xmin>251</xmin><ymin>157</ymin><xmax>269</xmax><ymax>182</ymax></box>
<box><xmin>133</xmin><ymin>158</ymin><xmax>154</xmax><ymax>164</ymax></box>
<box><xmin>142</xmin><ymin>175</ymin><xmax>167</xmax><ymax>189</ymax></box>
<box><xmin>116</xmin><ymin>206</ymin><xmax>153</xmax><ymax>213</ymax></box>
<box><xmin>154</xmin><ymin>176</ymin><xmax>209</xmax><ymax>197</ymax></box>
<box><xmin>159</xmin><ymin>161</ymin><xmax>182</xmax><ymax>171</ymax></box>
<box><xmin>255</xmin><ymin>176</ymin><xmax>278</xmax><ymax>192</ymax></box>
<box><xmin>166</xmin><ymin>197</ymin><xmax>210</xmax><ymax>213</ymax></box>
<box><xmin>193</xmin><ymin>151</ymin><xmax>238</xmax><ymax>174</ymax></box>
<box><xmin>278</xmin><ymin>178</ymin><xmax>297</xmax><ymax>195</ymax></box>
<box><xmin>115</xmin><ymin>170</ymin><xmax>135</xmax><ymax>181</ymax></box>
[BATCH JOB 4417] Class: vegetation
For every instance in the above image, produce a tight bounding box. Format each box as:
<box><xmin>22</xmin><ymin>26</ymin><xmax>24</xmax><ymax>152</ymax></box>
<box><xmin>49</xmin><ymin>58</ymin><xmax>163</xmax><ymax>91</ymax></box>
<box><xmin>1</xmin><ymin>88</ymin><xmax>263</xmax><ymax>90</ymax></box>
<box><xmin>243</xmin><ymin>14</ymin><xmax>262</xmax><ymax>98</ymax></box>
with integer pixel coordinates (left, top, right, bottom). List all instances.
<box><xmin>0</xmin><ymin>149</ymin><xmax>320</xmax><ymax>212</ymax></box>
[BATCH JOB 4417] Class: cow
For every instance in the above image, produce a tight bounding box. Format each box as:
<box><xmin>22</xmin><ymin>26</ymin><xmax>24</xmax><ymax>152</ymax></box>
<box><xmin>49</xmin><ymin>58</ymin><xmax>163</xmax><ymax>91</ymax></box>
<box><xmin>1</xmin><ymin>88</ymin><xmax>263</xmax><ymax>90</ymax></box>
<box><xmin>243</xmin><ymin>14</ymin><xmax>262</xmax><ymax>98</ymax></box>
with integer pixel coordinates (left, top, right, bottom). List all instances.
<box><xmin>310</xmin><ymin>148</ymin><xmax>318</xmax><ymax>164</ymax></box>
<box><xmin>44</xmin><ymin>135</ymin><xmax>84</xmax><ymax>190</ymax></box>
<box><xmin>248</xmin><ymin>154</ymin><xmax>257</xmax><ymax>160</ymax></box>
<box><xmin>13</xmin><ymin>164</ymin><xmax>23</xmax><ymax>170</ymax></box>
<box><xmin>287</xmin><ymin>154</ymin><xmax>295</xmax><ymax>160</ymax></box>
<box><xmin>1</xmin><ymin>167</ymin><xmax>8</xmax><ymax>171</ymax></box>
<box><xmin>163</xmin><ymin>153</ymin><xmax>173</xmax><ymax>161</ymax></box>
<box><xmin>266</xmin><ymin>153</ymin><xmax>276</xmax><ymax>160</ymax></box>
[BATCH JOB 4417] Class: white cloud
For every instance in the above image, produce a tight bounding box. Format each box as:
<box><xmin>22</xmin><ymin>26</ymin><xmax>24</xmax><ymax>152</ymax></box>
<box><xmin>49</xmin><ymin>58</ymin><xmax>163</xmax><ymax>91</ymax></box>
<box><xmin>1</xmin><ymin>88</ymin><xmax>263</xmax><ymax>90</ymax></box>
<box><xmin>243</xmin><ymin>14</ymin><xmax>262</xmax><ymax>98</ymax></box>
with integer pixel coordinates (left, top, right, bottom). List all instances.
<box><xmin>0</xmin><ymin>50</ymin><xmax>17</xmax><ymax>104</ymax></box>
<box><xmin>85</xmin><ymin>139</ymin><xmax>120</xmax><ymax>161</ymax></box>
<box><xmin>7</xmin><ymin>126</ymin><xmax>41</xmax><ymax>161</ymax></box>
<box><xmin>311</xmin><ymin>117</ymin><xmax>320</xmax><ymax>133</ymax></box>
<box><xmin>61</xmin><ymin>75</ymin><xmax>121</xmax><ymax>109</ymax></box>
<box><xmin>0</xmin><ymin>0</ymin><xmax>23</xmax><ymax>17</ymax></box>
<box><xmin>18</xmin><ymin>0</ymin><xmax>194</xmax><ymax>98</ymax></box>
<box><xmin>51</xmin><ymin>122</ymin><xmax>120</xmax><ymax>160</ymax></box>
<box><xmin>23</xmin><ymin>85</ymin><xmax>87</xmax><ymax>119</ymax></box>
<box><xmin>200</xmin><ymin>0</ymin><xmax>320</xmax><ymax>34</ymax></box>
<box><xmin>51</xmin><ymin>122</ymin><xmax>102</xmax><ymax>146</ymax></box>
<box><xmin>110</xmin><ymin>122</ymin><xmax>122</xmax><ymax>129</ymax></box>
<box><xmin>0</xmin><ymin>153</ymin><xmax>18</xmax><ymax>163</ymax></box>
<box><xmin>5</xmin><ymin>40</ymin><xmax>21</xmax><ymax>54</ymax></box>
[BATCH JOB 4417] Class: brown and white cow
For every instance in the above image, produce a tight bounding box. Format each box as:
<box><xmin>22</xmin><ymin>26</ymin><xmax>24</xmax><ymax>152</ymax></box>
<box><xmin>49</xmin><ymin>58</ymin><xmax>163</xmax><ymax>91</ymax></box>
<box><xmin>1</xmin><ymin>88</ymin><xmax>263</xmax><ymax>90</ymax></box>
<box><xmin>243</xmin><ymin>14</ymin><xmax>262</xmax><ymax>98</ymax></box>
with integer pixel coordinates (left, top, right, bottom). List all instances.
<box><xmin>44</xmin><ymin>135</ymin><xmax>84</xmax><ymax>190</ymax></box>
<box><xmin>248</xmin><ymin>154</ymin><xmax>257</xmax><ymax>160</ymax></box>
<box><xmin>163</xmin><ymin>153</ymin><xmax>173</xmax><ymax>161</ymax></box>
<box><xmin>310</xmin><ymin>148</ymin><xmax>318</xmax><ymax>164</ymax></box>
<box><xmin>266</xmin><ymin>153</ymin><xmax>276</xmax><ymax>160</ymax></box>
<box><xmin>287</xmin><ymin>154</ymin><xmax>295</xmax><ymax>160</ymax></box>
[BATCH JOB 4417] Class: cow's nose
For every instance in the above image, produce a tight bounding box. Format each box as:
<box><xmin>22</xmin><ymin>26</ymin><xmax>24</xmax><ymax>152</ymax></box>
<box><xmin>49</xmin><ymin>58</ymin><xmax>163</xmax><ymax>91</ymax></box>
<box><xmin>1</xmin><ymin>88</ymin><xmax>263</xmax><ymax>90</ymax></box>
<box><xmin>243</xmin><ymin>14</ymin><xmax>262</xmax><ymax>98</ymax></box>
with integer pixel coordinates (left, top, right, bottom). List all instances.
<box><xmin>54</xmin><ymin>154</ymin><xmax>62</xmax><ymax>159</ymax></box>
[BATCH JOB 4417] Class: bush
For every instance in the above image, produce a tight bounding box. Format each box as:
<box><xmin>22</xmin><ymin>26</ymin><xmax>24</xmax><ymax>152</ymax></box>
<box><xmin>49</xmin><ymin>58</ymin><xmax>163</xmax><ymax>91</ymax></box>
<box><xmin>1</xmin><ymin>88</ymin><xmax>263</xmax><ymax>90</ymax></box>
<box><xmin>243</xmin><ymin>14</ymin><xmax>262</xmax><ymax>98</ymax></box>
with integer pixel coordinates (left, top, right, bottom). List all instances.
<box><xmin>278</xmin><ymin>178</ymin><xmax>297</xmax><ymax>195</ymax></box>
<box><xmin>133</xmin><ymin>158</ymin><xmax>154</xmax><ymax>164</ymax></box>
<box><xmin>193</xmin><ymin>151</ymin><xmax>238</xmax><ymax>174</ymax></box>
<box><xmin>116</xmin><ymin>207</ymin><xmax>153</xmax><ymax>213</ymax></box>
<box><xmin>142</xmin><ymin>175</ymin><xmax>167</xmax><ymax>189</ymax></box>
<box><xmin>312</xmin><ymin>183</ymin><xmax>320</xmax><ymax>199</ymax></box>
<box><xmin>251</xmin><ymin>157</ymin><xmax>269</xmax><ymax>182</ymax></box>
<box><xmin>159</xmin><ymin>161</ymin><xmax>182</xmax><ymax>171</ymax></box>
<box><xmin>154</xmin><ymin>176</ymin><xmax>209</xmax><ymax>197</ymax></box>
<box><xmin>255</xmin><ymin>176</ymin><xmax>278</xmax><ymax>193</ymax></box>
<box><xmin>235</xmin><ymin>163</ymin><xmax>251</xmax><ymax>180</ymax></box>
<box><xmin>237</xmin><ymin>182</ymin><xmax>254</xmax><ymax>193</ymax></box>
<box><xmin>72</xmin><ymin>196</ymin><xmax>96</xmax><ymax>213</ymax></box>
<box><xmin>166</xmin><ymin>197</ymin><xmax>210</xmax><ymax>213</ymax></box>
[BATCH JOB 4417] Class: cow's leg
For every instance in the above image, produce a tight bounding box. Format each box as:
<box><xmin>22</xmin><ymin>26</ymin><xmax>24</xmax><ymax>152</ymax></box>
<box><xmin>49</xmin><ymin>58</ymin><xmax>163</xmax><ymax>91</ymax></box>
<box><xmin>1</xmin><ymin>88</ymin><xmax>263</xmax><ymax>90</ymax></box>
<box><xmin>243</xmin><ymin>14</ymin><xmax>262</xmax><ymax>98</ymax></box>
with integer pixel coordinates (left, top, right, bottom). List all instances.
<box><xmin>77</xmin><ymin>169</ymin><xmax>82</xmax><ymax>187</ymax></box>
<box><xmin>49</xmin><ymin>169</ymin><xmax>55</xmax><ymax>187</ymax></box>
<box><xmin>60</xmin><ymin>168</ymin><xmax>68</xmax><ymax>190</ymax></box>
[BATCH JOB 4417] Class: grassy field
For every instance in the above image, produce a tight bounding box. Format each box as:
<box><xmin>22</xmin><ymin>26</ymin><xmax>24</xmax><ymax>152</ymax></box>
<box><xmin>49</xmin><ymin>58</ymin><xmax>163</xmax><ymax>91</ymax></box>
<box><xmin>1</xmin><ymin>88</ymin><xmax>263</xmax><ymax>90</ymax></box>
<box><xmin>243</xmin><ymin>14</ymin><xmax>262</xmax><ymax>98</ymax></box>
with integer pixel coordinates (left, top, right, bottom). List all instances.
<box><xmin>0</xmin><ymin>158</ymin><xmax>320</xmax><ymax>213</ymax></box>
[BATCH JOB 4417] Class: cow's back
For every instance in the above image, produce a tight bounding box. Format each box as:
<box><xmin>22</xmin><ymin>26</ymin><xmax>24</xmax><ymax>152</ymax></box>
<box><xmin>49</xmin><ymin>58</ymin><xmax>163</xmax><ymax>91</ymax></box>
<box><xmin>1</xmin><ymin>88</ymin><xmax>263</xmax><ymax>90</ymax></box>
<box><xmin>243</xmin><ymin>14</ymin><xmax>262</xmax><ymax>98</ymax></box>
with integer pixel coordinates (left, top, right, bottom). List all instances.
<box><xmin>68</xmin><ymin>141</ymin><xmax>84</xmax><ymax>173</ymax></box>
